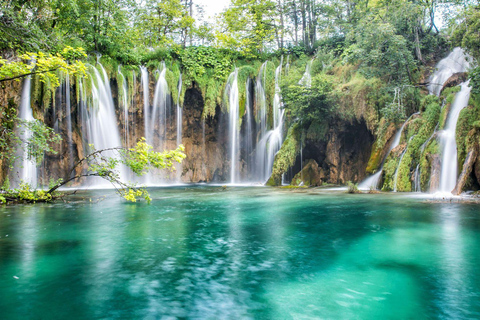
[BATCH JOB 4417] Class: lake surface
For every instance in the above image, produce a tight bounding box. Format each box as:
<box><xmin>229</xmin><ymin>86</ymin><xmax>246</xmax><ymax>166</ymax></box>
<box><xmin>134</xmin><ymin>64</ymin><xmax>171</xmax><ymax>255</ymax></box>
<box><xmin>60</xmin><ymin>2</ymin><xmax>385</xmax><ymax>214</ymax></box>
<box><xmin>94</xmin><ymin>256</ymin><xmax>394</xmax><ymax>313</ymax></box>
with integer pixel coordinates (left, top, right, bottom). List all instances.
<box><xmin>0</xmin><ymin>187</ymin><xmax>479</xmax><ymax>319</ymax></box>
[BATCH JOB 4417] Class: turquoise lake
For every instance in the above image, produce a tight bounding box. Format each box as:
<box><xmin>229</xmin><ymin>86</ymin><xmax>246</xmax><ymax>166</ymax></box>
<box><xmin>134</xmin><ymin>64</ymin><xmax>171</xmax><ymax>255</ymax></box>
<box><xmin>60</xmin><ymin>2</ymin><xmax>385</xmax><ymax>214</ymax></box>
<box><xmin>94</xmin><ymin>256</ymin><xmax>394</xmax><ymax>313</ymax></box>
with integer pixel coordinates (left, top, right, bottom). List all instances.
<box><xmin>0</xmin><ymin>187</ymin><xmax>479</xmax><ymax>319</ymax></box>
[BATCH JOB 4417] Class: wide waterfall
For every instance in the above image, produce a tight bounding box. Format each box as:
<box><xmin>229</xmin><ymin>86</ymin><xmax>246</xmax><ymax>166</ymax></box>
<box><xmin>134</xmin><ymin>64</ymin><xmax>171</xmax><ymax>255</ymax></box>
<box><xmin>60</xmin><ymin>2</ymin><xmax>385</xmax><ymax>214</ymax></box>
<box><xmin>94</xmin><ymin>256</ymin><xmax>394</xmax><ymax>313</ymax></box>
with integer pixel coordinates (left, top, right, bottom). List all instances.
<box><xmin>12</xmin><ymin>76</ymin><xmax>37</xmax><ymax>188</ymax></box>
<box><xmin>225</xmin><ymin>68</ymin><xmax>240</xmax><ymax>184</ymax></box>
<box><xmin>80</xmin><ymin>63</ymin><xmax>125</xmax><ymax>186</ymax></box>
<box><xmin>438</xmin><ymin>81</ymin><xmax>472</xmax><ymax>193</ymax></box>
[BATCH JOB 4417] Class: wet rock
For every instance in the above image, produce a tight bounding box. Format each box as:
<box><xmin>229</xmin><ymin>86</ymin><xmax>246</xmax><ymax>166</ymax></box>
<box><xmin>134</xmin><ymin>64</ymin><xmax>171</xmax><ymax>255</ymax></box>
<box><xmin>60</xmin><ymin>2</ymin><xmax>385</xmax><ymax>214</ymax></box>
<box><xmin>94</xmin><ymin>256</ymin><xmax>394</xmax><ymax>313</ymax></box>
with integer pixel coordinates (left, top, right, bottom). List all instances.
<box><xmin>440</xmin><ymin>72</ymin><xmax>468</xmax><ymax>94</ymax></box>
<box><xmin>291</xmin><ymin>159</ymin><xmax>325</xmax><ymax>186</ymax></box>
<box><xmin>453</xmin><ymin>145</ymin><xmax>478</xmax><ymax>195</ymax></box>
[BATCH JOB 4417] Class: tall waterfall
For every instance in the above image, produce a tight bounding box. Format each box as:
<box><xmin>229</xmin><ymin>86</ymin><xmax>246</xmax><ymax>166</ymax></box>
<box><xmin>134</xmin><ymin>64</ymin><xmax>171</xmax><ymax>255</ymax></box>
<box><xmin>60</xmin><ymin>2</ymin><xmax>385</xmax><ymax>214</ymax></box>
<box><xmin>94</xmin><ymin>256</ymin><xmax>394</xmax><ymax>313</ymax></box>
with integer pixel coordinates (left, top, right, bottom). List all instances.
<box><xmin>244</xmin><ymin>78</ymin><xmax>254</xmax><ymax>178</ymax></box>
<box><xmin>428</xmin><ymin>48</ymin><xmax>471</xmax><ymax>194</ymax></box>
<box><xmin>428</xmin><ymin>48</ymin><xmax>470</xmax><ymax>96</ymax></box>
<box><xmin>438</xmin><ymin>81</ymin><xmax>472</xmax><ymax>193</ymax></box>
<box><xmin>140</xmin><ymin>66</ymin><xmax>149</xmax><ymax>140</ymax></box>
<box><xmin>255</xmin><ymin>62</ymin><xmax>268</xmax><ymax>141</ymax></box>
<box><xmin>255</xmin><ymin>61</ymin><xmax>284</xmax><ymax>183</ymax></box>
<box><xmin>150</xmin><ymin>63</ymin><xmax>170</xmax><ymax>150</ymax></box>
<box><xmin>299</xmin><ymin>59</ymin><xmax>313</xmax><ymax>87</ymax></box>
<box><xmin>80</xmin><ymin>63</ymin><xmax>125</xmax><ymax>186</ymax></box>
<box><xmin>225</xmin><ymin>68</ymin><xmax>240</xmax><ymax>184</ymax></box>
<box><xmin>13</xmin><ymin>76</ymin><xmax>37</xmax><ymax>188</ymax></box>
<box><xmin>118</xmin><ymin>67</ymin><xmax>130</xmax><ymax>147</ymax></box>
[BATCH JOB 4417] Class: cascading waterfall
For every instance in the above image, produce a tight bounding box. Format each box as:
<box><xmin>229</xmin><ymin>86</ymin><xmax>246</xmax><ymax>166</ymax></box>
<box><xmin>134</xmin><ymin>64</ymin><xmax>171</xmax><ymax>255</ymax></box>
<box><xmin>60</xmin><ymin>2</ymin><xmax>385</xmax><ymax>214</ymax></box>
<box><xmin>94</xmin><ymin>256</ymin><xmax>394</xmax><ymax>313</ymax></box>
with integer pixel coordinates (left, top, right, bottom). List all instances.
<box><xmin>140</xmin><ymin>66</ymin><xmax>149</xmax><ymax>140</ymax></box>
<box><xmin>427</xmin><ymin>48</ymin><xmax>471</xmax><ymax>194</ymax></box>
<box><xmin>225</xmin><ymin>68</ymin><xmax>240</xmax><ymax>184</ymax></box>
<box><xmin>359</xmin><ymin>113</ymin><xmax>419</xmax><ymax>190</ymax></box>
<box><xmin>150</xmin><ymin>63</ymin><xmax>170</xmax><ymax>150</ymax></box>
<box><xmin>244</xmin><ymin>78</ymin><xmax>254</xmax><ymax>178</ymax></box>
<box><xmin>255</xmin><ymin>62</ymin><xmax>268</xmax><ymax>139</ymax></box>
<box><xmin>438</xmin><ymin>81</ymin><xmax>472</xmax><ymax>193</ymax></box>
<box><xmin>118</xmin><ymin>67</ymin><xmax>130</xmax><ymax>147</ymax></box>
<box><xmin>299</xmin><ymin>59</ymin><xmax>313</xmax><ymax>87</ymax></box>
<box><xmin>13</xmin><ymin>76</ymin><xmax>37</xmax><ymax>188</ymax></box>
<box><xmin>80</xmin><ymin>63</ymin><xmax>125</xmax><ymax>186</ymax></box>
<box><xmin>428</xmin><ymin>48</ymin><xmax>470</xmax><ymax>96</ymax></box>
<box><xmin>255</xmin><ymin>61</ymin><xmax>284</xmax><ymax>183</ymax></box>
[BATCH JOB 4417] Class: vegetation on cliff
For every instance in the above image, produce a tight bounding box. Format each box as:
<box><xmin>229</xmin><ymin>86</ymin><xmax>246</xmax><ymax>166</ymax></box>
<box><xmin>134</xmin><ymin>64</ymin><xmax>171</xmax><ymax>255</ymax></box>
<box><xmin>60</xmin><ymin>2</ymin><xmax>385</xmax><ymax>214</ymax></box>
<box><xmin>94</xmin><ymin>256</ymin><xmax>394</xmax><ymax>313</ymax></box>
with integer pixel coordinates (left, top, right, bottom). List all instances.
<box><xmin>1</xmin><ymin>0</ymin><xmax>480</xmax><ymax>193</ymax></box>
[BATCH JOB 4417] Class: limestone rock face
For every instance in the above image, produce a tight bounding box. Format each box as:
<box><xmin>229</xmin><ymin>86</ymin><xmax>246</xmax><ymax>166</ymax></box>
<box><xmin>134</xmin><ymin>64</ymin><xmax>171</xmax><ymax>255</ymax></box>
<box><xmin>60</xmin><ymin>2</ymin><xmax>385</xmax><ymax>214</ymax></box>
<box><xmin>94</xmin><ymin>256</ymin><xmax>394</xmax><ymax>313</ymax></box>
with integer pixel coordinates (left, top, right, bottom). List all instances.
<box><xmin>0</xmin><ymin>79</ymin><xmax>23</xmax><ymax>181</ymax></box>
<box><xmin>287</xmin><ymin>119</ymin><xmax>374</xmax><ymax>185</ymax></box>
<box><xmin>291</xmin><ymin>159</ymin><xmax>325</xmax><ymax>186</ymax></box>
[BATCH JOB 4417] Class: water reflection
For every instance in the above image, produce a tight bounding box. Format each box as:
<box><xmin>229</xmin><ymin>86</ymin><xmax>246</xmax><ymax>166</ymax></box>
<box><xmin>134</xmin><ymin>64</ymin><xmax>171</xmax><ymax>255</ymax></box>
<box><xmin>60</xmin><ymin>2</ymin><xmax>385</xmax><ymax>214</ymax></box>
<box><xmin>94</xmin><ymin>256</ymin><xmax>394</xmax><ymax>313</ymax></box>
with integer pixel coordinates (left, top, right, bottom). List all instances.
<box><xmin>0</xmin><ymin>189</ymin><xmax>479</xmax><ymax>319</ymax></box>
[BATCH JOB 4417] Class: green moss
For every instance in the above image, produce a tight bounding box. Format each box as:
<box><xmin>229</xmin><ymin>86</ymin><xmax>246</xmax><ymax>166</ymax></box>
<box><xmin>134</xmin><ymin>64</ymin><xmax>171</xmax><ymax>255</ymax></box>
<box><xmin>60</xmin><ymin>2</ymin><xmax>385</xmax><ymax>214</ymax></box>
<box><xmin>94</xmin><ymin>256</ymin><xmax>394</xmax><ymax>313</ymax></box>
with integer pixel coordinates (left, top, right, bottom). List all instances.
<box><xmin>266</xmin><ymin>123</ymin><xmax>302</xmax><ymax>186</ymax></box>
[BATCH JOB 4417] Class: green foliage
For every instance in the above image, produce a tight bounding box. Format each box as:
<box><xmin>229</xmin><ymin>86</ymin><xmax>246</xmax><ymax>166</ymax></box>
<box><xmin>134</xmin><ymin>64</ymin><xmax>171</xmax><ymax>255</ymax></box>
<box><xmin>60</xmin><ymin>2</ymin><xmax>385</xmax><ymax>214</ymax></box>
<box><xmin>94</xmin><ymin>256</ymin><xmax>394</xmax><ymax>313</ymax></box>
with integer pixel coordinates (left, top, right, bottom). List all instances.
<box><xmin>450</xmin><ymin>5</ymin><xmax>480</xmax><ymax>60</ymax></box>
<box><xmin>346</xmin><ymin>181</ymin><xmax>360</xmax><ymax>194</ymax></box>
<box><xmin>122</xmin><ymin>138</ymin><xmax>186</xmax><ymax>176</ymax></box>
<box><xmin>281</xmin><ymin>74</ymin><xmax>334</xmax><ymax>123</ymax></box>
<box><xmin>180</xmin><ymin>46</ymin><xmax>234</xmax><ymax>81</ymax></box>
<box><xmin>0</xmin><ymin>47</ymin><xmax>87</xmax><ymax>94</ymax></box>
<box><xmin>0</xmin><ymin>116</ymin><xmax>61</xmax><ymax>170</ymax></box>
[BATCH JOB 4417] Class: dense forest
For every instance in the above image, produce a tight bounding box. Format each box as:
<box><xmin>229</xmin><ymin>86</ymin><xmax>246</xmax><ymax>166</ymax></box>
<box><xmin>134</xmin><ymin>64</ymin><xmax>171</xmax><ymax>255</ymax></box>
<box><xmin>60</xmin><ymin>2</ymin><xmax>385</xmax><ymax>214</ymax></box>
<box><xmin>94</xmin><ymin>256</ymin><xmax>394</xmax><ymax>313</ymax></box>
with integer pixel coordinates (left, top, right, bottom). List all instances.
<box><xmin>1</xmin><ymin>0</ymin><xmax>480</xmax><ymax>202</ymax></box>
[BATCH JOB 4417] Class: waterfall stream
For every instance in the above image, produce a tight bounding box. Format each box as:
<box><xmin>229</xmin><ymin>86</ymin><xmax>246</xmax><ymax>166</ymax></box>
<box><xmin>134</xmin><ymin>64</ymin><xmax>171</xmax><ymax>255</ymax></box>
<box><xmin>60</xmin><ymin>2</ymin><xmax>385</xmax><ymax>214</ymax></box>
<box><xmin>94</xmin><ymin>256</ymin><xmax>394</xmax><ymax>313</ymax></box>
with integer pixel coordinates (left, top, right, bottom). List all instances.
<box><xmin>438</xmin><ymin>81</ymin><xmax>472</xmax><ymax>193</ymax></box>
<box><xmin>225</xmin><ymin>68</ymin><xmax>240</xmax><ymax>184</ymax></box>
<box><xmin>359</xmin><ymin>113</ymin><xmax>418</xmax><ymax>190</ymax></box>
<box><xmin>255</xmin><ymin>61</ymin><xmax>284</xmax><ymax>183</ymax></box>
<box><xmin>13</xmin><ymin>76</ymin><xmax>38</xmax><ymax>188</ymax></box>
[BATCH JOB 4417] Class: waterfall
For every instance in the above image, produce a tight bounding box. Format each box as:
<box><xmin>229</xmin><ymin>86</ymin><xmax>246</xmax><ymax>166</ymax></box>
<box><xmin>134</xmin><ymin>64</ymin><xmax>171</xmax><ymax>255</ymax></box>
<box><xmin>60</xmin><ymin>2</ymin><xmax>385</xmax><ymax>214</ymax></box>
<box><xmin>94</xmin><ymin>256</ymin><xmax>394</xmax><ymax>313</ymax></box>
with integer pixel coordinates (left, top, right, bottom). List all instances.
<box><xmin>80</xmin><ymin>63</ymin><xmax>125</xmax><ymax>186</ymax></box>
<box><xmin>359</xmin><ymin>113</ymin><xmax>418</xmax><ymax>190</ymax></box>
<box><xmin>118</xmin><ymin>67</ymin><xmax>129</xmax><ymax>147</ymax></box>
<box><xmin>244</xmin><ymin>78</ymin><xmax>254</xmax><ymax>180</ymax></box>
<box><xmin>285</xmin><ymin>55</ymin><xmax>290</xmax><ymax>75</ymax></box>
<box><xmin>414</xmin><ymin>164</ymin><xmax>421</xmax><ymax>192</ymax></box>
<box><xmin>428</xmin><ymin>47</ymin><xmax>470</xmax><ymax>96</ymax></box>
<box><xmin>255</xmin><ymin>61</ymin><xmax>284</xmax><ymax>183</ymax></box>
<box><xmin>225</xmin><ymin>68</ymin><xmax>240</xmax><ymax>184</ymax></box>
<box><xmin>438</xmin><ymin>81</ymin><xmax>472</xmax><ymax>193</ymax></box>
<box><xmin>13</xmin><ymin>76</ymin><xmax>38</xmax><ymax>188</ymax></box>
<box><xmin>255</xmin><ymin>62</ymin><xmax>268</xmax><ymax>139</ymax></box>
<box><xmin>299</xmin><ymin>59</ymin><xmax>313</xmax><ymax>87</ymax></box>
<box><xmin>140</xmin><ymin>66</ymin><xmax>149</xmax><ymax>140</ymax></box>
<box><xmin>176</xmin><ymin>73</ymin><xmax>183</xmax><ymax>146</ymax></box>
<box><xmin>150</xmin><ymin>63</ymin><xmax>170</xmax><ymax>150</ymax></box>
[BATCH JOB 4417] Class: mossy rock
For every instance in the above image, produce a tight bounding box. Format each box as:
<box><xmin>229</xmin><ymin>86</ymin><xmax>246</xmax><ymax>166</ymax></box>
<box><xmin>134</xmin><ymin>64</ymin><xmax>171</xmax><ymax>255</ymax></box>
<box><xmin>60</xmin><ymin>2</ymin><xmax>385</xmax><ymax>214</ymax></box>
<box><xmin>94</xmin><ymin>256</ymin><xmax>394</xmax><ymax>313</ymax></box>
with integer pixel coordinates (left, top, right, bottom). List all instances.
<box><xmin>291</xmin><ymin>159</ymin><xmax>325</xmax><ymax>186</ymax></box>
<box><xmin>267</xmin><ymin>123</ymin><xmax>302</xmax><ymax>186</ymax></box>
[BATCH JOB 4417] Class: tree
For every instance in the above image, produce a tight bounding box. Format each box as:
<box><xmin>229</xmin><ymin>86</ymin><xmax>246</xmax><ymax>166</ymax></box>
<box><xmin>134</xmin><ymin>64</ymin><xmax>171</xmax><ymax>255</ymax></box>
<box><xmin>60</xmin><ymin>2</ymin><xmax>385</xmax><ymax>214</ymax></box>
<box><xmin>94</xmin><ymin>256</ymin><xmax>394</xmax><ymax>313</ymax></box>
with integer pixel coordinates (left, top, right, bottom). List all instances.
<box><xmin>136</xmin><ymin>0</ymin><xmax>194</xmax><ymax>47</ymax></box>
<box><xmin>0</xmin><ymin>138</ymin><xmax>186</xmax><ymax>204</ymax></box>
<box><xmin>0</xmin><ymin>47</ymin><xmax>87</xmax><ymax>88</ymax></box>
<box><xmin>216</xmin><ymin>0</ymin><xmax>277</xmax><ymax>55</ymax></box>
